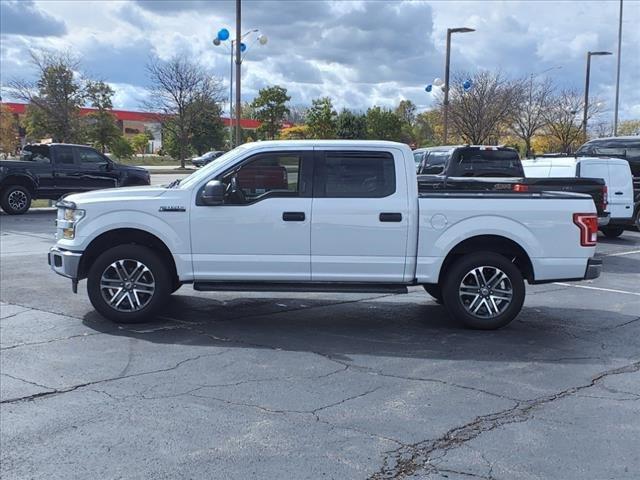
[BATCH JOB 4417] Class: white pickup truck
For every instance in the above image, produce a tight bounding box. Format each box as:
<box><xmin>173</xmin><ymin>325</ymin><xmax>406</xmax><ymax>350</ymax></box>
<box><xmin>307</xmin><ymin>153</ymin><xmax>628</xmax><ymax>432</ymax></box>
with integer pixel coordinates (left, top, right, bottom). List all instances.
<box><xmin>49</xmin><ymin>140</ymin><xmax>602</xmax><ymax>330</ymax></box>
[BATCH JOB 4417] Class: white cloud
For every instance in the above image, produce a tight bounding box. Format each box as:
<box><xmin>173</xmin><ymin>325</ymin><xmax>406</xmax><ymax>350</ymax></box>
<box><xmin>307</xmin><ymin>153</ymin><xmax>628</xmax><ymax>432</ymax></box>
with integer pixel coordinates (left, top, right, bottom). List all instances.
<box><xmin>0</xmin><ymin>0</ymin><xmax>638</xmax><ymax>122</ymax></box>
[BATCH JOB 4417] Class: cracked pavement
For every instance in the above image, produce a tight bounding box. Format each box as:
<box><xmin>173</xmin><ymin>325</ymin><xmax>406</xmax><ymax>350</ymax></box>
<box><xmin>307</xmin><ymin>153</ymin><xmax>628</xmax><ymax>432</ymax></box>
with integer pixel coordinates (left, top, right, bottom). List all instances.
<box><xmin>1</xmin><ymin>213</ymin><xmax>639</xmax><ymax>479</ymax></box>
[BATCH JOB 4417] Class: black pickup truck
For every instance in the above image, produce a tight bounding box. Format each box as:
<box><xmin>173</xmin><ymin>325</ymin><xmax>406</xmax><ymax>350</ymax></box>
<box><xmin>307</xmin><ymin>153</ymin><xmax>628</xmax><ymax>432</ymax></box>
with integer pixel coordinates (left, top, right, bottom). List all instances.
<box><xmin>0</xmin><ymin>143</ymin><xmax>150</xmax><ymax>214</ymax></box>
<box><xmin>416</xmin><ymin>146</ymin><xmax>608</xmax><ymax>221</ymax></box>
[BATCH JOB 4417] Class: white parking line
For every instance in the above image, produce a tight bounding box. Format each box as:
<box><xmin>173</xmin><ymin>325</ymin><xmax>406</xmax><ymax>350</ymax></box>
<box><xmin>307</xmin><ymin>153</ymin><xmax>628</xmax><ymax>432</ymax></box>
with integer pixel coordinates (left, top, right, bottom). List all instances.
<box><xmin>553</xmin><ymin>283</ymin><xmax>640</xmax><ymax>297</ymax></box>
<box><xmin>603</xmin><ymin>249</ymin><xmax>640</xmax><ymax>257</ymax></box>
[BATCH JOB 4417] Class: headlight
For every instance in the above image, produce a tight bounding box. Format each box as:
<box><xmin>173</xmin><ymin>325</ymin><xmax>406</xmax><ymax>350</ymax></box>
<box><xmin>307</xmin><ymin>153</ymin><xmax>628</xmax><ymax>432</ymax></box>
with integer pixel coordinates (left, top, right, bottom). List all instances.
<box><xmin>56</xmin><ymin>207</ymin><xmax>85</xmax><ymax>239</ymax></box>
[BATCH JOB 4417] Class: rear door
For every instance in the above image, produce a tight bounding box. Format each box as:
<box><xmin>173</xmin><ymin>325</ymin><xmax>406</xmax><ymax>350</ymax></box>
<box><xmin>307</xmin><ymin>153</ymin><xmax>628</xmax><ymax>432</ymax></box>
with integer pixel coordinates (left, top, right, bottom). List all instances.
<box><xmin>580</xmin><ymin>160</ymin><xmax>611</xmax><ymax>215</ymax></box>
<box><xmin>311</xmin><ymin>148</ymin><xmax>409</xmax><ymax>282</ymax></box>
<box><xmin>607</xmin><ymin>161</ymin><xmax>634</xmax><ymax>219</ymax></box>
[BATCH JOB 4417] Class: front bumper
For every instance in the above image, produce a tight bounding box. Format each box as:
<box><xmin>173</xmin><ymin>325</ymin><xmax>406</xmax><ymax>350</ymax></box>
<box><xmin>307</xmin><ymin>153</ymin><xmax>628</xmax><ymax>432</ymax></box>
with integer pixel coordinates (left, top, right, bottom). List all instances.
<box><xmin>48</xmin><ymin>247</ymin><xmax>82</xmax><ymax>280</ymax></box>
<box><xmin>584</xmin><ymin>257</ymin><xmax>602</xmax><ymax>280</ymax></box>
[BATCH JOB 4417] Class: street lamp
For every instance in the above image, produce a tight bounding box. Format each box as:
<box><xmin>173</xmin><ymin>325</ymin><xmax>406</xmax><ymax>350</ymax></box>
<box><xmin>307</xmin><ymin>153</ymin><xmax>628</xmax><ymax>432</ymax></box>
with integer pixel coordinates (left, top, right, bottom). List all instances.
<box><xmin>443</xmin><ymin>27</ymin><xmax>475</xmax><ymax>144</ymax></box>
<box><xmin>583</xmin><ymin>50</ymin><xmax>612</xmax><ymax>142</ymax></box>
<box><xmin>213</xmin><ymin>27</ymin><xmax>267</xmax><ymax>148</ymax></box>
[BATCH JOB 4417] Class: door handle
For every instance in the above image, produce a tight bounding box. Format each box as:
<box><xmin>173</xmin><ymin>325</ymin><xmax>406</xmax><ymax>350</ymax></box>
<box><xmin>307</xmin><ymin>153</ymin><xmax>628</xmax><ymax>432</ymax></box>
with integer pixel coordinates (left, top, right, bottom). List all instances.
<box><xmin>379</xmin><ymin>212</ymin><xmax>402</xmax><ymax>222</ymax></box>
<box><xmin>614</xmin><ymin>191</ymin><xmax>623</xmax><ymax>195</ymax></box>
<box><xmin>282</xmin><ymin>212</ymin><xmax>305</xmax><ymax>222</ymax></box>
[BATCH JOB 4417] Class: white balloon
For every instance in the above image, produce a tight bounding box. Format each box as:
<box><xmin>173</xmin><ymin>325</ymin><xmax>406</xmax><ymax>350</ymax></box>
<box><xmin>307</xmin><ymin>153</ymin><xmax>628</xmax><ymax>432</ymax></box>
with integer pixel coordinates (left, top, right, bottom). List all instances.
<box><xmin>433</xmin><ymin>78</ymin><xmax>443</xmax><ymax>87</ymax></box>
<box><xmin>258</xmin><ymin>34</ymin><xmax>268</xmax><ymax>45</ymax></box>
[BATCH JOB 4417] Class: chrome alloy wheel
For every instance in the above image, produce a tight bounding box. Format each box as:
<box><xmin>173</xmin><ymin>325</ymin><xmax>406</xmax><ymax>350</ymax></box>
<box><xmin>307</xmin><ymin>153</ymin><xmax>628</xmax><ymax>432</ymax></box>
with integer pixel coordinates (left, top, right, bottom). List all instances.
<box><xmin>100</xmin><ymin>259</ymin><xmax>155</xmax><ymax>312</ymax></box>
<box><xmin>458</xmin><ymin>266</ymin><xmax>513</xmax><ymax>318</ymax></box>
<box><xmin>8</xmin><ymin>190</ymin><xmax>28</xmax><ymax>211</ymax></box>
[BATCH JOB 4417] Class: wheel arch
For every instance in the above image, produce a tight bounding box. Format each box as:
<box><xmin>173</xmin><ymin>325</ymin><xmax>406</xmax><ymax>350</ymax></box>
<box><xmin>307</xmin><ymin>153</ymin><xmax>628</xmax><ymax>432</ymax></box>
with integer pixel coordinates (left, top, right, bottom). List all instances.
<box><xmin>438</xmin><ymin>235</ymin><xmax>535</xmax><ymax>284</ymax></box>
<box><xmin>0</xmin><ymin>175</ymin><xmax>37</xmax><ymax>194</ymax></box>
<box><xmin>78</xmin><ymin>228</ymin><xmax>178</xmax><ymax>287</ymax></box>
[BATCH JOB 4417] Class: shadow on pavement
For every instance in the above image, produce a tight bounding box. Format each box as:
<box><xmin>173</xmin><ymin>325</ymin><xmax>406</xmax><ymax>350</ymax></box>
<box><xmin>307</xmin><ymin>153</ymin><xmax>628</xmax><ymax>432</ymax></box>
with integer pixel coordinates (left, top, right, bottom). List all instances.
<box><xmin>81</xmin><ymin>293</ymin><xmax>636</xmax><ymax>363</ymax></box>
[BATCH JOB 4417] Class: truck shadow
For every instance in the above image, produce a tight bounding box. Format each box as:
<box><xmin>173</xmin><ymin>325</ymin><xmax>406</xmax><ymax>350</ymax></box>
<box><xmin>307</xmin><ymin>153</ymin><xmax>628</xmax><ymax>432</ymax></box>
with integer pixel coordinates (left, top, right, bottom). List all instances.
<box><xmin>82</xmin><ymin>294</ymin><xmax>637</xmax><ymax>364</ymax></box>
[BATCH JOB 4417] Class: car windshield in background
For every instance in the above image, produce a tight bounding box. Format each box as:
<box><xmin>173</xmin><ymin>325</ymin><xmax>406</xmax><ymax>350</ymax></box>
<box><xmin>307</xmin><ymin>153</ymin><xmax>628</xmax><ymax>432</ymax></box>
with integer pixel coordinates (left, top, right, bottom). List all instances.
<box><xmin>420</xmin><ymin>151</ymin><xmax>451</xmax><ymax>175</ymax></box>
<box><xmin>455</xmin><ymin>150</ymin><xmax>522</xmax><ymax>177</ymax></box>
<box><xmin>21</xmin><ymin>146</ymin><xmax>51</xmax><ymax>162</ymax></box>
<box><xmin>178</xmin><ymin>144</ymin><xmax>251</xmax><ymax>189</ymax></box>
<box><xmin>413</xmin><ymin>151</ymin><xmax>425</xmax><ymax>165</ymax></box>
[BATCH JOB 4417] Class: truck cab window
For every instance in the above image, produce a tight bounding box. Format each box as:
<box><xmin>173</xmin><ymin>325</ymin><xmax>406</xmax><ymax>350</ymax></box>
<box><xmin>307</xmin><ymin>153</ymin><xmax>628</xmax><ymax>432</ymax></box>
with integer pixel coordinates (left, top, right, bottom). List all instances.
<box><xmin>77</xmin><ymin>148</ymin><xmax>106</xmax><ymax>165</ymax></box>
<box><xmin>319</xmin><ymin>151</ymin><xmax>395</xmax><ymax>198</ymax></box>
<box><xmin>56</xmin><ymin>146</ymin><xmax>75</xmax><ymax>165</ymax></box>
<box><xmin>223</xmin><ymin>153</ymin><xmax>301</xmax><ymax>204</ymax></box>
<box><xmin>22</xmin><ymin>146</ymin><xmax>51</xmax><ymax>163</ymax></box>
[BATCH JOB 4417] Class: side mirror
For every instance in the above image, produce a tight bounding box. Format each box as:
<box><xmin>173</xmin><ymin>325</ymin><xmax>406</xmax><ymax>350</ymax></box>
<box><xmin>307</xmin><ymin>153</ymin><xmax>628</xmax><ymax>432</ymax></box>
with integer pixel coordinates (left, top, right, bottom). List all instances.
<box><xmin>197</xmin><ymin>180</ymin><xmax>225</xmax><ymax>206</ymax></box>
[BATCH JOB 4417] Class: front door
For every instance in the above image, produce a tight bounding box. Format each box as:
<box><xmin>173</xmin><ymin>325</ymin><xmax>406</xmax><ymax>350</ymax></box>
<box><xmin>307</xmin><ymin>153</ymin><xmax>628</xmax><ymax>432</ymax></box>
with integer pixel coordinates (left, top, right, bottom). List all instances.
<box><xmin>73</xmin><ymin>147</ymin><xmax>119</xmax><ymax>190</ymax></box>
<box><xmin>190</xmin><ymin>150</ymin><xmax>313</xmax><ymax>281</ymax></box>
<box><xmin>311</xmin><ymin>149</ymin><xmax>409</xmax><ymax>282</ymax></box>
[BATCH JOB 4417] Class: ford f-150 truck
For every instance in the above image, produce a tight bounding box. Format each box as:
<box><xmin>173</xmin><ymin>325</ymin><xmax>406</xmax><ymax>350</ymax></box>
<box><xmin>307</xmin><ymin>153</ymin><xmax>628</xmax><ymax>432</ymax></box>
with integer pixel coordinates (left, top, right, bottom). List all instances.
<box><xmin>0</xmin><ymin>143</ymin><xmax>150</xmax><ymax>215</ymax></box>
<box><xmin>48</xmin><ymin>140</ymin><xmax>602</xmax><ymax>330</ymax></box>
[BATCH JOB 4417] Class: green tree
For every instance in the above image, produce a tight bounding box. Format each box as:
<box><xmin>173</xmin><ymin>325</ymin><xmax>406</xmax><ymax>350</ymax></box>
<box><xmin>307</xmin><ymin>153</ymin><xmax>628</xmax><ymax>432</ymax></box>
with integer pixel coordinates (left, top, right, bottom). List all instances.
<box><xmin>365</xmin><ymin>106</ymin><xmax>402</xmax><ymax>141</ymax></box>
<box><xmin>395</xmin><ymin>99</ymin><xmax>417</xmax><ymax>125</ymax></box>
<box><xmin>146</xmin><ymin>55</ymin><xmax>224</xmax><ymax>167</ymax></box>
<box><xmin>131</xmin><ymin>132</ymin><xmax>151</xmax><ymax>155</ymax></box>
<box><xmin>335</xmin><ymin>109</ymin><xmax>367</xmax><ymax>139</ymax></box>
<box><xmin>109</xmin><ymin>136</ymin><xmax>134</xmax><ymax>160</ymax></box>
<box><xmin>618</xmin><ymin>120</ymin><xmax>640</xmax><ymax>136</ymax></box>
<box><xmin>189</xmin><ymin>99</ymin><xmax>226</xmax><ymax>155</ymax></box>
<box><xmin>9</xmin><ymin>51</ymin><xmax>86</xmax><ymax>142</ymax></box>
<box><xmin>0</xmin><ymin>105</ymin><xmax>20</xmax><ymax>158</ymax></box>
<box><xmin>85</xmin><ymin>81</ymin><xmax>121</xmax><ymax>152</ymax></box>
<box><xmin>250</xmin><ymin>85</ymin><xmax>290</xmax><ymax>140</ymax></box>
<box><xmin>305</xmin><ymin>97</ymin><xmax>337</xmax><ymax>139</ymax></box>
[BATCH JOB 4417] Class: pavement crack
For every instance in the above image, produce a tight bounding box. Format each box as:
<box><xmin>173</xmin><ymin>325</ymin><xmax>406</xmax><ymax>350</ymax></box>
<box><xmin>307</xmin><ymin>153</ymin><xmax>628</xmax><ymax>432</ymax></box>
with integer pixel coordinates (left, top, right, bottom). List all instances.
<box><xmin>0</xmin><ymin>350</ymin><xmax>230</xmax><ymax>405</ymax></box>
<box><xmin>1</xmin><ymin>373</ymin><xmax>55</xmax><ymax>392</ymax></box>
<box><xmin>369</xmin><ymin>360</ymin><xmax>640</xmax><ymax>480</ymax></box>
<box><xmin>1</xmin><ymin>331</ymin><xmax>108</xmax><ymax>351</ymax></box>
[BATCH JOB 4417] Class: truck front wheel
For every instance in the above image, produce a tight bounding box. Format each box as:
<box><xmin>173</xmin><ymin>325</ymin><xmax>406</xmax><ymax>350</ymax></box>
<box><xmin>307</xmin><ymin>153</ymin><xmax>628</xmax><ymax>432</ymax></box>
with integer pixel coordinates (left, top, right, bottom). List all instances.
<box><xmin>441</xmin><ymin>252</ymin><xmax>525</xmax><ymax>330</ymax></box>
<box><xmin>0</xmin><ymin>185</ymin><xmax>32</xmax><ymax>215</ymax></box>
<box><xmin>87</xmin><ymin>245</ymin><xmax>172</xmax><ymax>323</ymax></box>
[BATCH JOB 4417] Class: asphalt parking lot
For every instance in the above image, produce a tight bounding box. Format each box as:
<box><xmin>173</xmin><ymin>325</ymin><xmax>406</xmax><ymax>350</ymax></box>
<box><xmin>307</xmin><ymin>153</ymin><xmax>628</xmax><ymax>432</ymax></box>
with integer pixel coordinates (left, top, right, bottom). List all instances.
<box><xmin>1</xmin><ymin>211</ymin><xmax>639</xmax><ymax>479</ymax></box>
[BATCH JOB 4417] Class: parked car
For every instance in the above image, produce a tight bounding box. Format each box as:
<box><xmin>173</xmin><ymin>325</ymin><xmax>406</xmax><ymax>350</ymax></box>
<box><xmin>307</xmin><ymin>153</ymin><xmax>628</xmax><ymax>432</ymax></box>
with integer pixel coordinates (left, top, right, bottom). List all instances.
<box><xmin>576</xmin><ymin>136</ymin><xmax>640</xmax><ymax>229</ymax></box>
<box><xmin>416</xmin><ymin>146</ymin><xmax>608</xmax><ymax>224</ymax></box>
<box><xmin>576</xmin><ymin>136</ymin><xmax>640</xmax><ymax>176</ymax></box>
<box><xmin>0</xmin><ymin>144</ymin><xmax>150</xmax><ymax>215</ymax></box>
<box><xmin>49</xmin><ymin>140</ymin><xmax>601</xmax><ymax>330</ymax></box>
<box><xmin>522</xmin><ymin>156</ymin><xmax>636</xmax><ymax>235</ymax></box>
<box><xmin>191</xmin><ymin>150</ymin><xmax>225</xmax><ymax>167</ymax></box>
<box><xmin>413</xmin><ymin>146</ymin><xmax>457</xmax><ymax>173</ymax></box>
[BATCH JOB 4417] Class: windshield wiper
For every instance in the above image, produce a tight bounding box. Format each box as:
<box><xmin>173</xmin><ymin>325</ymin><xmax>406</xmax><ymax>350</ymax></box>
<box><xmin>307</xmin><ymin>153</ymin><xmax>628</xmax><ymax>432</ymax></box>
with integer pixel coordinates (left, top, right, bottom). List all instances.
<box><xmin>166</xmin><ymin>179</ymin><xmax>181</xmax><ymax>188</ymax></box>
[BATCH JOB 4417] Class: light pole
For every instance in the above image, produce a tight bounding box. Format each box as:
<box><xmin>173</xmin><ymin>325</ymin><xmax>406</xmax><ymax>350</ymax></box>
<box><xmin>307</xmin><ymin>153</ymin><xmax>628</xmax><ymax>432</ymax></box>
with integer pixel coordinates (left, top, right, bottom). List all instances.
<box><xmin>583</xmin><ymin>51</ymin><xmax>612</xmax><ymax>142</ymax></box>
<box><xmin>213</xmin><ymin>27</ymin><xmax>267</xmax><ymax>148</ymax></box>
<box><xmin>443</xmin><ymin>27</ymin><xmax>475</xmax><ymax>144</ymax></box>
<box><xmin>614</xmin><ymin>0</ymin><xmax>624</xmax><ymax>136</ymax></box>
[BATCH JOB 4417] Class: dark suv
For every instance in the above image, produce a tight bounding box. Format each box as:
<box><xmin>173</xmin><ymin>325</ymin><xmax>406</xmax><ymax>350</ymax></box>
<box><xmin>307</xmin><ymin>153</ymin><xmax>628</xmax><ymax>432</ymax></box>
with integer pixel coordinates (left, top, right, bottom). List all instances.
<box><xmin>0</xmin><ymin>143</ymin><xmax>150</xmax><ymax>214</ymax></box>
<box><xmin>576</xmin><ymin>136</ymin><xmax>640</xmax><ymax>177</ymax></box>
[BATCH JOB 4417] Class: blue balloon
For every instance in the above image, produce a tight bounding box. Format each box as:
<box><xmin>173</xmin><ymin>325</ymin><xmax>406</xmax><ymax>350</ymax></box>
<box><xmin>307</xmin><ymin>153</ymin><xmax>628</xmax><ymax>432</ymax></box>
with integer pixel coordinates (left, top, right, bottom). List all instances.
<box><xmin>218</xmin><ymin>28</ymin><xmax>230</xmax><ymax>41</ymax></box>
<box><xmin>240</xmin><ymin>42</ymin><xmax>247</xmax><ymax>52</ymax></box>
<box><xmin>425</xmin><ymin>84</ymin><xmax>433</xmax><ymax>93</ymax></box>
<box><xmin>463</xmin><ymin>79</ymin><xmax>473</xmax><ymax>91</ymax></box>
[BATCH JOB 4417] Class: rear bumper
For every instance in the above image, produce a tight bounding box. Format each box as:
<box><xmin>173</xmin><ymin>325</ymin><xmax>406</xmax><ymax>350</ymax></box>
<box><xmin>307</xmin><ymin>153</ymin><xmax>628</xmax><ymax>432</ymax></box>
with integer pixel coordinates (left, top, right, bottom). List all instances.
<box><xmin>48</xmin><ymin>247</ymin><xmax>82</xmax><ymax>280</ymax></box>
<box><xmin>598</xmin><ymin>212</ymin><xmax>610</xmax><ymax>226</ymax></box>
<box><xmin>584</xmin><ymin>257</ymin><xmax>602</xmax><ymax>280</ymax></box>
<box><xmin>607</xmin><ymin>216</ymin><xmax>634</xmax><ymax>227</ymax></box>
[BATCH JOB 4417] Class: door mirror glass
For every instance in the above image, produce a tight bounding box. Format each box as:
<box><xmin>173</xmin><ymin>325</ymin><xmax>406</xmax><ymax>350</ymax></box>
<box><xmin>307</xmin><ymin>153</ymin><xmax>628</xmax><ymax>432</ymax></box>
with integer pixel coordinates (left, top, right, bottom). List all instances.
<box><xmin>198</xmin><ymin>180</ymin><xmax>225</xmax><ymax>206</ymax></box>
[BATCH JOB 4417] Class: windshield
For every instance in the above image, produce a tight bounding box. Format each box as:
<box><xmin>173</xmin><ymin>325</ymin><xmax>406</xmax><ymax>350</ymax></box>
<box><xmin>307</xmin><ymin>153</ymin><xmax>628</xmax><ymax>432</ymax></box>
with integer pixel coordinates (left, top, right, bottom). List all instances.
<box><xmin>178</xmin><ymin>144</ymin><xmax>252</xmax><ymax>189</ymax></box>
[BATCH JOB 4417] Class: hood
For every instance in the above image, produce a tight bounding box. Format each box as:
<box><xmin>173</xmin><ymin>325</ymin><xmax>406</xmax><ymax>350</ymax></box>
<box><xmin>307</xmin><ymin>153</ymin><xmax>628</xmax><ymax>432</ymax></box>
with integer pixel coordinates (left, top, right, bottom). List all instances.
<box><xmin>64</xmin><ymin>185</ymin><xmax>168</xmax><ymax>206</ymax></box>
<box><xmin>114</xmin><ymin>163</ymin><xmax>148</xmax><ymax>174</ymax></box>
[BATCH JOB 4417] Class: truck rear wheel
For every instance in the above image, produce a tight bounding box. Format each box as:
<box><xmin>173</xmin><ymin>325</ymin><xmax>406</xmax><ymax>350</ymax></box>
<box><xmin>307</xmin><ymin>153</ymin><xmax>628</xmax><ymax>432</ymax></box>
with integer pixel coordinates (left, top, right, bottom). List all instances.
<box><xmin>601</xmin><ymin>226</ymin><xmax>624</xmax><ymax>238</ymax></box>
<box><xmin>441</xmin><ymin>252</ymin><xmax>525</xmax><ymax>330</ymax></box>
<box><xmin>87</xmin><ymin>245</ymin><xmax>171</xmax><ymax>323</ymax></box>
<box><xmin>0</xmin><ymin>185</ymin><xmax>32</xmax><ymax>215</ymax></box>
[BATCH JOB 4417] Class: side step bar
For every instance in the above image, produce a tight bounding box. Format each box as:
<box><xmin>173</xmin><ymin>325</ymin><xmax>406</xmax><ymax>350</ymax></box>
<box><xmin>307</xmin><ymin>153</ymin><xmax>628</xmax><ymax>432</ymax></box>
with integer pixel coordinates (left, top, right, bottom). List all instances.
<box><xmin>193</xmin><ymin>282</ymin><xmax>410</xmax><ymax>294</ymax></box>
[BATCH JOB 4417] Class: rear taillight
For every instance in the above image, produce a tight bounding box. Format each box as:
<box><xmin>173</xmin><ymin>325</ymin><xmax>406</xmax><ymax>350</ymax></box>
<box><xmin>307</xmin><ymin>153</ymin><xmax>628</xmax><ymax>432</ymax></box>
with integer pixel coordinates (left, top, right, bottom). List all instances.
<box><xmin>601</xmin><ymin>185</ymin><xmax>608</xmax><ymax>211</ymax></box>
<box><xmin>512</xmin><ymin>184</ymin><xmax>528</xmax><ymax>192</ymax></box>
<box><xmin>573</xmin><ymin>213</ymin><xmax>598</xmax><ymax>247</ymax></box>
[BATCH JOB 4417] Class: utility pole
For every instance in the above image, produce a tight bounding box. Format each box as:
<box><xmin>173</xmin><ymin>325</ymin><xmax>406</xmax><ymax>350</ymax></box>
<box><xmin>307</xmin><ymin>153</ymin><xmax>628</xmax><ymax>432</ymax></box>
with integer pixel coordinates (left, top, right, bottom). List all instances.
<box><xmin>235</xmin><ymin>0</ymin><xmax>242</xmax><ymax>146</ymax></box>
<box><xmin>442</xmin><ymin>27</ymin><xmax>474</xmax><ymax>144</ymax></box>
<box><xmin>583</xmin><ymin>51</ymin><xmax>612</xmax><ymax>143</ymax></box>
<box><xmin>613</xmin><ymin>0</ymin><xmax>623</xmax><ymax>136</ymax></box>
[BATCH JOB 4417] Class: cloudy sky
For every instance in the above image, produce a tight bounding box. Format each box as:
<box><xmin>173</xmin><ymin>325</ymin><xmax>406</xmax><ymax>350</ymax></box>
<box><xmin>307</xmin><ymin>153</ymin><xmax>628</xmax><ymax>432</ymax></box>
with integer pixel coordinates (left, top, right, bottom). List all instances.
<box><xmin>1</xmin><ymin>0</ymin><xmax>638</xmax><ymax>121</ymax></box>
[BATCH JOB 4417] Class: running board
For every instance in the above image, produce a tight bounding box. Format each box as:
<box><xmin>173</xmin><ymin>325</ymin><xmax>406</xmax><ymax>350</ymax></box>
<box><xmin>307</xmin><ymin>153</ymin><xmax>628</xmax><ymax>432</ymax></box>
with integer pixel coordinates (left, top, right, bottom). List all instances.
<box><xmin>193</xmin><ymin>282</ymin><xmax>409</xmax><ymax>294</ymax></box>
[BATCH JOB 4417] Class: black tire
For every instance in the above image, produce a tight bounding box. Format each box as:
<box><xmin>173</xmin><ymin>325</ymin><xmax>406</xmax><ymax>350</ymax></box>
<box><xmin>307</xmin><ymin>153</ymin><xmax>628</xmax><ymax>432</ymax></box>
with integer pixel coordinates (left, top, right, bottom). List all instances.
<box><xmin>87</xmin><ymin>244</ymin><xmax>172</xmax><ymax>323</ymax></box>
<box><xmin>441</xmin><ymin>252</ymin><xmax>525</xmax><ymax>330</ymax></box>
<box><xmin>0</xmin><ymin>185</ymin><xmax>32</xmax><ymax>215</ymax></box>
<box><xmin>422</xmin><ymin>284</ymin><xmax>443</xmax><ymax>304</ymax></box>
<box><xmin>601</xmin><ymin>226</ymin><xmax>624</xmax><ymax>238</ymax></box>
